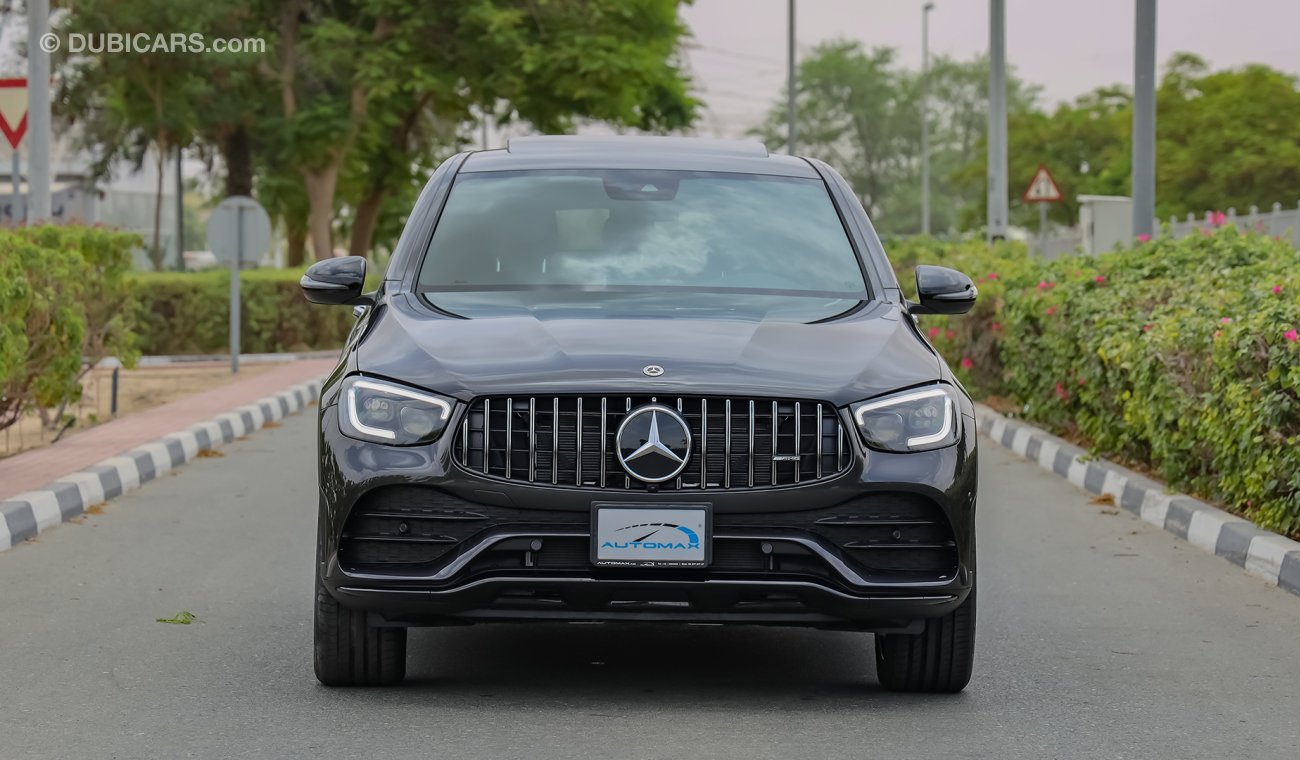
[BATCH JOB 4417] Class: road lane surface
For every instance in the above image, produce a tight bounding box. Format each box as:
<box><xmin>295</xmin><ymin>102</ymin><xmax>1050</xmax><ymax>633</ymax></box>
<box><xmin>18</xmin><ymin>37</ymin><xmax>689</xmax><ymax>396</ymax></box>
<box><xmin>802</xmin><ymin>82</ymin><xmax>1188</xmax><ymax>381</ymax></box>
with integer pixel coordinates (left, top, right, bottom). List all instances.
<box><xmin>2</xmin><ymin>412</ymin><xmax>1297</xmax><ymax>759</ymax></box>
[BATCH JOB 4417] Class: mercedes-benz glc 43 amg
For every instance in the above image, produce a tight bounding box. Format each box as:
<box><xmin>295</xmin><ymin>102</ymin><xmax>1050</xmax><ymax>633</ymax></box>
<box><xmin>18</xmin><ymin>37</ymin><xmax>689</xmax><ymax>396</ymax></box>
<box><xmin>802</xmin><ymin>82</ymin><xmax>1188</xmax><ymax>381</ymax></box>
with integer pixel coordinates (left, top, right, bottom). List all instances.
<box><xmin>302</xmin><ymin>136</ymin><xmax>979</xmax><ymax>692</ymax></box>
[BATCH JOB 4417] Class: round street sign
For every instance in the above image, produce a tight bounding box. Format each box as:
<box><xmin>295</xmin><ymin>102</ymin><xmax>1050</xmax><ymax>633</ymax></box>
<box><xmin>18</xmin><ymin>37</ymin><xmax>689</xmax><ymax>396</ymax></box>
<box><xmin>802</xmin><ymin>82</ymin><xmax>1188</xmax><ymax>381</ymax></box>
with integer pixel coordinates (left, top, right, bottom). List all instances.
<box><xmin>206</xmin><ymin>195</ymin><xmax>271</xmax><ymax>267</ymax></box>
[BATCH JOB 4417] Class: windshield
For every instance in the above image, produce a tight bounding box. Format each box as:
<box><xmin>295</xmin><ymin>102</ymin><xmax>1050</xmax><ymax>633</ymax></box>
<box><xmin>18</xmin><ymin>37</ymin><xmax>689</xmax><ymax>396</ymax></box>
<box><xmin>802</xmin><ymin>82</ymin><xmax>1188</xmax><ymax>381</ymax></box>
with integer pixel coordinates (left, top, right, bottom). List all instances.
<box><xmin>416</xmin><ymin>169</ymin><xmax>868</xmax><ymax>322</ymax></box>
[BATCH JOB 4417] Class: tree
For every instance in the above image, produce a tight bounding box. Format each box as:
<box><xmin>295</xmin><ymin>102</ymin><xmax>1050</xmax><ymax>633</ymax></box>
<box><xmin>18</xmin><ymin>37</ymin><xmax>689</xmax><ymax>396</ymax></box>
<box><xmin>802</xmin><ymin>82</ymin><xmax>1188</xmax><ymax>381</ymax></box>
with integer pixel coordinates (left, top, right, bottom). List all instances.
<box><xmin>1156</xmin><ymin>54</ymin><xmax>1300</xmax><ymax>218</ymax></box>
<box><xmin>56</xmin><ymin>0</ymin><xmax>698</xmax><ymax>264</ymax></box>
<box><xmin>751</xmin><ymin>42</ymin><xmax>1036</xmax><ymax>235</ymax></box>
<box><xmin>752</xmin><ymin>43</ymin><xmax>913</xmax><ymax>227</ymax></box>
<box><xmin>953</xmin><ymin>53</ymin><xmax>1300</xmax><ymax>228</ymax></box>
<box><xmin>273</xmin><ymin>0</ymin><xmax>698</xmax><ymax>260</ymax></box>
<box><xmin>951</xmin><ymin>85</ymin><xmax>1131</xmax><ymax>228</ymax></box>
<box><xmin>55</xmin><ymin>0</ymin><xmax>273</xmax><ymax>267</ymax></box>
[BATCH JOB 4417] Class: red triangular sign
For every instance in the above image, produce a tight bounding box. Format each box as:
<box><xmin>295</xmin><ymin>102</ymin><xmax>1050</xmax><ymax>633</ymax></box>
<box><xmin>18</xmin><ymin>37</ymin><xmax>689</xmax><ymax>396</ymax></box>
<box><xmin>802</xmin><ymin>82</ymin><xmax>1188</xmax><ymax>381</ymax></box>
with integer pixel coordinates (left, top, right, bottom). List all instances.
<box><xmin>0</xmin><ymin>78</ymin><xmax>29</xmax><ymax>150</ymax></box>
<box><xmin>0</xmin><ymin>114</ymin><xmax>27</xmax><ymax>151</ymax></box>
<box><xmin>1023</xmin><ymin>164</ymin><xmax>1062</xmax><ymax>203</ymax></box>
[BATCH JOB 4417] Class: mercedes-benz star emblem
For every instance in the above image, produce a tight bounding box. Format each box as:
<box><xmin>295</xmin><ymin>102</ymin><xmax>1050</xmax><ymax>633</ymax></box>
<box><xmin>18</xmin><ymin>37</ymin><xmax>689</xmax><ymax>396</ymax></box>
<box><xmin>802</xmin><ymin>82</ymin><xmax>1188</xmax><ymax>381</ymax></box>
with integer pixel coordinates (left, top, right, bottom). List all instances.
<box><xmin>615</xmin><ymin>404</ymin><xmax>692</xmax><ymax>483</ymax></box>
<box><xmin>642</xmin><ymin>365</ymin><xmax>665</xmax><ymax>377</ymax></box>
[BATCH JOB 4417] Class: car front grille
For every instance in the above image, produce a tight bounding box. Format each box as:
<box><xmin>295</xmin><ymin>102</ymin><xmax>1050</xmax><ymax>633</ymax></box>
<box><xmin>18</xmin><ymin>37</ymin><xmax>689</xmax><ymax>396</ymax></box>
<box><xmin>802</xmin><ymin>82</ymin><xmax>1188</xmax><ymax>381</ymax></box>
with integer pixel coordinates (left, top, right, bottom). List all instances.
<box><xmin>451</xmin><ymin>395</ymin><xmax>851</xmax><ymax>491</ymax></box>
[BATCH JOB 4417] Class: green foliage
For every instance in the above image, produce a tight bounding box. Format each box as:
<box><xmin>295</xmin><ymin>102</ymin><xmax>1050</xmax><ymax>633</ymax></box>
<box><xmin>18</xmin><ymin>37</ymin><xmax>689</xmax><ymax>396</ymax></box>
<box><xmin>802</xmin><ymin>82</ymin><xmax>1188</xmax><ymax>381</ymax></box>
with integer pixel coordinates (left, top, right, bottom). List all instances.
<box><xmin>1157</xmin><ymin>54</ymin><xmax>1300</xmax><ymax>217</ymax></box>
<box><xmin>0</xmin><ymin>226</ymin><xmax>140</xmax><ymax>431</ymax></box>
<box><xmin>955</xmin><ymin>86</ymin><xmax>1132</xmax><ymax>228</ymax></box>
<box><xmin>55</xmin><ymin>0</ymin><xmax>266</xmax><ymax>266</ymax></box>
<box><xmin>956</xmin><ymin>53</ymin><xmax>1300</xmax><ymax>228</ymax></box>
<box><xmin>129</xmin><ymin>268</ymin><xmax>361</xmax><ymax>355</ymax></box>
<box><xmin>751</xmin><ymin>41</ymin><xmax>1037</xmax><ymax>235</ymax></box>
<box><xmin>156</xmin><ymin>611</ymin><xmax>197</xmax><ymax>625</ymax></box>
<box><xmin>894</xmin><ymin>231</ymin><xmax>1300</xmax><ymax>537</ymax></box>
<box><xmin>57</xmin><ymin>0</ymin><xmax>699</xmax><ymax>262</ymax></box>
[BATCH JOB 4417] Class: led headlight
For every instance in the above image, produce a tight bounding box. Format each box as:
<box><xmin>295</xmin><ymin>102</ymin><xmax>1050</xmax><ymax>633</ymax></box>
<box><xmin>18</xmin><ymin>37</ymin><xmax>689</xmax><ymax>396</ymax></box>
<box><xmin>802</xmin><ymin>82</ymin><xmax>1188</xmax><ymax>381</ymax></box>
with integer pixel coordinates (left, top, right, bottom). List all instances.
<box><xmin>339</xmin><ymin>376</ymin><xmax>453</xmax><ymax>445</ymax></box>
<box><xmin>851</xmin><ymin>386</ymin><xmax>959</xmax><ymax>453</ymax></box>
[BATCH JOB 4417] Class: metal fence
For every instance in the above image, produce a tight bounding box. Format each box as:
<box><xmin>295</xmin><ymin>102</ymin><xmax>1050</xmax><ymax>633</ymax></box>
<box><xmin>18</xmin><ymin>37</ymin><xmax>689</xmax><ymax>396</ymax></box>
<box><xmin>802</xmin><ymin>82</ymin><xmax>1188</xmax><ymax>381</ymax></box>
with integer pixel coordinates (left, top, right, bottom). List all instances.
<box><xmin>1035</xmin><ymin>230</ymin><xmax>1085</xmax><ymax>260</ymax></box>
<box><xmin>1031</xmin><ymin>199</ymin><xmax>1300</xmax><ymax>258</ymax></box>
<box><xmin>1163</xmin><ymin>202</ymin><xmax>1300</xmax><ymax>248</ymax></box>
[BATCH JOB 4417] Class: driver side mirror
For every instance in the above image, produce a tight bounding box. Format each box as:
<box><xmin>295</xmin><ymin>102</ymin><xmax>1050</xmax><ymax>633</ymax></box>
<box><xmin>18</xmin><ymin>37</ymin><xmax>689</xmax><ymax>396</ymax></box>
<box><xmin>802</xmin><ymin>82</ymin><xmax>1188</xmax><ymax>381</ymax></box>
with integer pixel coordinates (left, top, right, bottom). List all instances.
<box><xmin>909</xmin><ymin>265</ymin><xmax>977</xmax><ymax>315</ymax></box>
<box><xmin>300</xmin><ymin>256</ymin><xmax>372</xmax><ymax>306</ymax></box>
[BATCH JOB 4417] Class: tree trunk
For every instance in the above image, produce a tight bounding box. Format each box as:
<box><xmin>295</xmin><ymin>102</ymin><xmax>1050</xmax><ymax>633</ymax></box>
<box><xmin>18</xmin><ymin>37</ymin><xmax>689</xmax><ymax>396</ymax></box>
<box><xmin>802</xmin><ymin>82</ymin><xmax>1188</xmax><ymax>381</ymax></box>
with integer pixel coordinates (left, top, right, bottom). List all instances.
<box><xmin>222</xmin><ymin>126</ymin><xmax>254</xmax><ymax>197</ymax></box>
<box><xmin>286</xmin><ymin>224</ymin><xmax>307</xmax><ymax>267</ymax></box>
<box><xmin>151</xmin><ymin>142</ymin><xmax>166</xmax><ymax>270</ymax></box>
<box><xmin>305</xmin><ymin>163</ymin><xmax>340</xmax><ymax>260</ymax></box>
<box><xmin>348</xmin><ymin>189</ymin><xmax>386</xmax><ymax>258</ymax></box>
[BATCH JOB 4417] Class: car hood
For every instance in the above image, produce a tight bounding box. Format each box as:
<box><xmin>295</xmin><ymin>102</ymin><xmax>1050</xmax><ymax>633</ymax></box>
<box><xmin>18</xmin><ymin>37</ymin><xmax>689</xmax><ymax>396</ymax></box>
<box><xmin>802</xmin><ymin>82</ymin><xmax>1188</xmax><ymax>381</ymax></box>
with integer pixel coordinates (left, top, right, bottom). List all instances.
<box><xmin>356</xmin><ymin>295</ymin><xmax>941</xmax><ymax>407</ymax></box>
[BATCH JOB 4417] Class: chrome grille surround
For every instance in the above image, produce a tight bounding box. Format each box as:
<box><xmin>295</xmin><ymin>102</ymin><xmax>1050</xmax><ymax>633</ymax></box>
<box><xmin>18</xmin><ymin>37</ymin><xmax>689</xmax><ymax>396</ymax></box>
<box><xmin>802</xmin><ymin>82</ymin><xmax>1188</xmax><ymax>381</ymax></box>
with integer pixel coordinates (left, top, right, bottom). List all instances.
<box><xmin>452</xmin><ymin>395</ymin><xmax>851</xmax><ymax>491</ymax></box>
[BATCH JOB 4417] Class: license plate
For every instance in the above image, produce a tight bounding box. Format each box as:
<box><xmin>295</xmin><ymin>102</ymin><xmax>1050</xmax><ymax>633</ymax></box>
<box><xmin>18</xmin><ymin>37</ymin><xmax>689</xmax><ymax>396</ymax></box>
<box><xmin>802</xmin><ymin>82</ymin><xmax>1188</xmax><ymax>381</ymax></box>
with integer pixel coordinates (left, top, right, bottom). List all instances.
<box><xmin>591</xmin><ymin>504</ymin><xmax>711</xmax><ymax>567</ymax></box>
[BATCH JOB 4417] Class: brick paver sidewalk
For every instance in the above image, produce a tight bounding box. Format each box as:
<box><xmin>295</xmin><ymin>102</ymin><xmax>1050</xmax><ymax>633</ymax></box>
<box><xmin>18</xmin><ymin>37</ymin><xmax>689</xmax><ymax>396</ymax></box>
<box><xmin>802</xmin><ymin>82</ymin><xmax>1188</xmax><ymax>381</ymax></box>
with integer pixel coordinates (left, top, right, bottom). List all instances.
<box><xmin>0</xmin><ymin>358</ymin><xmax>335</xmax><ymax>501</ymax></box>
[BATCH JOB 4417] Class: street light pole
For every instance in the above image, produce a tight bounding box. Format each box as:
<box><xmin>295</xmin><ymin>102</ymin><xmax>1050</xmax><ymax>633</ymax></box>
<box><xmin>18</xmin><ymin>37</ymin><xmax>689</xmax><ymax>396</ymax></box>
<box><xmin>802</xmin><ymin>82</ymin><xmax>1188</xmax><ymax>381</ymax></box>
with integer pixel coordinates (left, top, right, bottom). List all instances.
<box><xmin>1132</xmin><ymin>0</ymin><xmax>1157</xmax><ymax>239</ymax></box>
<box><xmin>786</xmin><ymin>0</ymin><xmax>797</xmax><ymax>155</ymax></box>
<box><xmin>26</xmin><ymin>0</ymin><xmax>51</xmax><ymax>222</ymax></box>
<box><xmin>986</xmin><ymin>0</ymin><xmax>1008</xmax><ymax>242</ymax></box>
<box><xmin>921</xmin><ymin>2</ymin><xmax>935</xmax><ymax>236</ymax></box>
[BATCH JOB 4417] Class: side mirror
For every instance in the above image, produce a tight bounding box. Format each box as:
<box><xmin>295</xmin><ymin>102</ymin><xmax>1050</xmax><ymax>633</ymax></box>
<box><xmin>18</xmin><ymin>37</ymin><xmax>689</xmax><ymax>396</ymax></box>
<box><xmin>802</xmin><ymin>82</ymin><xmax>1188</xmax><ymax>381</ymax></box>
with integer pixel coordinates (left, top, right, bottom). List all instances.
<box><xmin>300</xmin><ymin>256</ymin><xmax>372</xmax><ymax>306</ymax></box>
<box><xmin>909</xmin><ymin>265</ymin><xmax>977</xmax><ymax>315</ymax></box>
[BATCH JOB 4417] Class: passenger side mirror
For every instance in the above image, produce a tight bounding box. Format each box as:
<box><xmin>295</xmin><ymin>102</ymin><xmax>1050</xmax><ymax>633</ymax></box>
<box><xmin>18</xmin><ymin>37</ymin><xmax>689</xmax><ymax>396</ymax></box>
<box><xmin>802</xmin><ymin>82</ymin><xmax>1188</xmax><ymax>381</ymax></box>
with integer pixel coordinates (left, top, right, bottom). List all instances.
<box><xmin>300</xmin><ymin>256</ymin><xmax>372</xmax><ymax>306</ymax></box>
<box><xmin>909</xmin><ymin>265</ymin><xmax>977</xmax><ymax>315</ymax></box>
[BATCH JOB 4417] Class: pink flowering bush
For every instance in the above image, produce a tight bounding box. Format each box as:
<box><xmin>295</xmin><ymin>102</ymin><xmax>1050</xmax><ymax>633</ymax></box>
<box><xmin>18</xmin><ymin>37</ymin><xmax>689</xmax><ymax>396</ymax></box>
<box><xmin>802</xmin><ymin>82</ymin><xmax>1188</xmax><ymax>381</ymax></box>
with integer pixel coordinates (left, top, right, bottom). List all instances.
<box><xmin>889</xmin><ymin>228</ymin><xmax>1300</xmax><ymax>537</ymax></box>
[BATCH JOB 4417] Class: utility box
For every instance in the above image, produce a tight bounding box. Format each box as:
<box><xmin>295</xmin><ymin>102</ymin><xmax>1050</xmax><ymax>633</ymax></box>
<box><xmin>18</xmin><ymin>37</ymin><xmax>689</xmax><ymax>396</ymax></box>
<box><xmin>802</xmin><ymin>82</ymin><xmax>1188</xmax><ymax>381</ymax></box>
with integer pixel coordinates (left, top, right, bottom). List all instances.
<box><xmin>1079</xmin><ymin>195</ymin><xmax>1132</xmax><ymax>255</ymax></box>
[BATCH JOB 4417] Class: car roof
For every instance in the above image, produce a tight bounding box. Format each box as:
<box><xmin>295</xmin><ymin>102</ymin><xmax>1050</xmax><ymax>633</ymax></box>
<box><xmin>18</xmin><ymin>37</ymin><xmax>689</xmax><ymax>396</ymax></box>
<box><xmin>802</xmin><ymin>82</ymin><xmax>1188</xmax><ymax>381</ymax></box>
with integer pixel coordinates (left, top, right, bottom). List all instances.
<box><xmin>460</xmin><ymin>135</ymin><xmax>819</xmax><ymax>178</ymax></box>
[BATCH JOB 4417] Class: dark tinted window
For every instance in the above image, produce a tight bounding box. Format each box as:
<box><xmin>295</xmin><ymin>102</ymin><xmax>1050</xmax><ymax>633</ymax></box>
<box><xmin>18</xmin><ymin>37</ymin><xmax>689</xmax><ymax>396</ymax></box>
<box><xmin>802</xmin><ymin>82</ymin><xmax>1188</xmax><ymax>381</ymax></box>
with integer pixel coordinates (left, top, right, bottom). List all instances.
<box><xmin>417</xmin><ymin>169</ymin><xmax>867</xmax><ymax>321</ymax></box>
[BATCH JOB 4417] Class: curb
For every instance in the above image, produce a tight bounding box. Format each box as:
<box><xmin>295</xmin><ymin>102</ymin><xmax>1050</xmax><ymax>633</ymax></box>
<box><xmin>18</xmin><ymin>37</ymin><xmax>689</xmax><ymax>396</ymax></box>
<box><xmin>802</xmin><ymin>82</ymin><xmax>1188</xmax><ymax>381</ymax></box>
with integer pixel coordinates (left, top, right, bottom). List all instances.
<box><xmin>0</xmin><ymin>377</ymin><xmax>325</xmax><ymax>553</ymax></box>
<box><xmin>975</xmin><ymin>404</ymin><xmax>1300</xmax><ymax>598</ymax></box>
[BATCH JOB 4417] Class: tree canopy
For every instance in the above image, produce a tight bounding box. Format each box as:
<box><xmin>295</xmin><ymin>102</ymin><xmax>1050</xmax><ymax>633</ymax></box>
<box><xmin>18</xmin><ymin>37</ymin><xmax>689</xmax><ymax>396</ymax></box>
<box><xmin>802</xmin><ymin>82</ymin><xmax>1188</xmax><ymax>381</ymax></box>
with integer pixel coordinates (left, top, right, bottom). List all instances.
<box><xmin>751</xmin><ymin>43</ymin><xmax>1300</xmax><ymax>233</ymax></box>
<box><xmin>54</xmin><ymin>0</ymin><xmax>698</xmax><ymax>265</ymax></box>
<box><xmin>751</xmin><ymin>40</ymin><xmax>1036</xmax><ymax>236</ymax></box>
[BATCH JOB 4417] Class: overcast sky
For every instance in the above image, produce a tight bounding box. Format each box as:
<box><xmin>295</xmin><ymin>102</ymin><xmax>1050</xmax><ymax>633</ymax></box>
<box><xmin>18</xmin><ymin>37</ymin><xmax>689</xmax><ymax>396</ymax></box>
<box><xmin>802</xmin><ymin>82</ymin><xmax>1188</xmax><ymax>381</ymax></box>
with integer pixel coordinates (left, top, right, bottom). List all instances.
<box><xmin>682</xmin><ymin>0</ymin><xmax>1300</xmax><ymax>137</ymax></box>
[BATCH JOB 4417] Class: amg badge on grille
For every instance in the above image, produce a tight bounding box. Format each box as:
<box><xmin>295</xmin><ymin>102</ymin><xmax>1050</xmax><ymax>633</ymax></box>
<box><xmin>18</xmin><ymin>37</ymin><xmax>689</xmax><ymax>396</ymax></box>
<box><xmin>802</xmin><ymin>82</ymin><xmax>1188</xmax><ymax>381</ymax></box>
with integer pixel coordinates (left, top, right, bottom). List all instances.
<box><xmin>615</xmin><ymin>404</ymin><xmax>692</xmax><ymax>483</ymax></box>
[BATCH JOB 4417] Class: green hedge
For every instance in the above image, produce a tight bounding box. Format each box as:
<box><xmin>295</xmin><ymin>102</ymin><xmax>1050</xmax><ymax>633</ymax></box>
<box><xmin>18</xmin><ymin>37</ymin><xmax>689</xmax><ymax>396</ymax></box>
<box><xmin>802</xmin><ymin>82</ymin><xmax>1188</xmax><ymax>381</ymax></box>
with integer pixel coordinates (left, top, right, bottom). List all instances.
<box><xmin>890</xmin><ymin>230</ymin><xmax>1300</xmax><ymax>538</ymax></box>
<box><xmin>129</xmin><ymin>268</ymin><xmax>359</xmax><ymax>355</ymax></box>
<box><xmin>0</xmin><ymin>225</ymin><xmax>138</xmax><ymax>429</ymax></box>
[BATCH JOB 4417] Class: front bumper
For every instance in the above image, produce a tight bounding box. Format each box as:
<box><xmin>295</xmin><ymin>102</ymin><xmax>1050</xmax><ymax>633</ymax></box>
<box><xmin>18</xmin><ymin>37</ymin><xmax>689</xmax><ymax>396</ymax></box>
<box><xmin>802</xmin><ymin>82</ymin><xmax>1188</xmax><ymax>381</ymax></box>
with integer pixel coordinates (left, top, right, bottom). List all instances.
<box><xmin>316</xmin><ymin>399</ymin><xmax>977</xmax><ymax>630</ymax></box>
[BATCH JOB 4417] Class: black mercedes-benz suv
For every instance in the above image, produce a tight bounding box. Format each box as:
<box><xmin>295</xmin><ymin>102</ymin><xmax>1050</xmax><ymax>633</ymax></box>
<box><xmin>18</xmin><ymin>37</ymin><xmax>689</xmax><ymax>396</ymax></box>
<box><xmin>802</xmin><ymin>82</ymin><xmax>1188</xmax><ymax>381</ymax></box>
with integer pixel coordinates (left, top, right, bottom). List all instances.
<box><xmin>302</xmin><ymin>136</ymin><xmax>979</xmax><ymax>692</ymax></box>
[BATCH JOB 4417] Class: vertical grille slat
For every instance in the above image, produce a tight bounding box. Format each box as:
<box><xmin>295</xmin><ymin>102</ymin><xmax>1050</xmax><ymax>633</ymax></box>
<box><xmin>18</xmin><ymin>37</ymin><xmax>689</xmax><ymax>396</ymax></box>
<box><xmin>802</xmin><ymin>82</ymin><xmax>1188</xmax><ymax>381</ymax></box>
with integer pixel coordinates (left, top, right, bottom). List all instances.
<box><xmin>724</xmin><ymin>399</ymin><xmax>732</xmax><ymax>489</ymax></box>
<box><xmin>551</xmin><ymin>398</ymin><xmax>560</xmax><ymax>486</ymax></box>
<box><xmin>764</xmin><ymin>400</ymin><xmax>774</xmax><ymax>483</ymax></box>
<box><xmin>505</xmin><ymin>398</ymin><xmax>513</xmax><ymax>479</ymax></box>
<box><xmin>794</xmin><ymin>402</ymin><xmax>802</xmax><ymax>484</ymax></box>
<box><xmin>481</xmin><ymin>399</ymin><xmax>491</xmax><ymax>475</ymax></box>
<box><xmin>815</xmin><ymin>404</ymin><xmax>823</xmax><ymax>480</ymax></box>
<box><xmin>528</xmin><ymin>398</ymin><xmax>536</xmax><ymax>482</ymax></box>
<box><xmin>576</xmin><ymin>397</ymin><xmax>584</xmax><ymax>487</ymax></box>
<box><xmin>676</xmin><ymin>397</ymin><xmax>685</xmax><ymax>490</ymax></box>
<box><xmin>455</xmin><ymin>395</ymin><xmax>850</xmax><ymax>491</ymax></box>
<box><xmin>699</xmin><ymin>398</ymin><xmax>708</xmax><ymax>490</ymax></box>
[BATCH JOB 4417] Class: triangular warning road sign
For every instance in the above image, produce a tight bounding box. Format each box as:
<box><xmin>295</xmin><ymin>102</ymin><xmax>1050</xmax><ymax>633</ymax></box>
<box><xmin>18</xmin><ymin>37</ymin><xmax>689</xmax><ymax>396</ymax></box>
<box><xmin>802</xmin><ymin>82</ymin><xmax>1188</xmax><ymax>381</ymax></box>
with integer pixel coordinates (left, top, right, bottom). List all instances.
<box><xmin>0</xmin><ymin>78</ymin><xmax>29</xmax><ymax>150</ymax></box>
<box><xmin>1023</xmin><ymin>164</ymin><xmax>1062</xmax><ymax>203</ymax></box>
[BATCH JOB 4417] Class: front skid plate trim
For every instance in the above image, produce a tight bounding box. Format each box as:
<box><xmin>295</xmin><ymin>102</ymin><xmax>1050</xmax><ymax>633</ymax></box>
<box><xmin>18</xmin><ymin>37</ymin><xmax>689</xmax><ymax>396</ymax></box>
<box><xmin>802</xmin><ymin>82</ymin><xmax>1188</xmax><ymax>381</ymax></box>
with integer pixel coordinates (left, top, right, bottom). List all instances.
<box><xmin>338</xmin><ymin>529</ymin><xmax>958</xmax><ymax>589</ymax></box>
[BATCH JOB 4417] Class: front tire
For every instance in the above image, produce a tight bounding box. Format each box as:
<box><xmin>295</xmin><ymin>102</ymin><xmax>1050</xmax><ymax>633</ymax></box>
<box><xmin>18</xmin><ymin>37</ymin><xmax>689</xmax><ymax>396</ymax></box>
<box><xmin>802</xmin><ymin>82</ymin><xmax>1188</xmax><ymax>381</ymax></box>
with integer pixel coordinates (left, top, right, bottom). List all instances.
<box><xmin>314</xmin><ymin>576</ymin><xmax>407</xmax><ymax>686</ymax></box>
<box><xmin>874</xmin><ymin>583</ymin><xmax>975</xmax><ymax>693</ymax></box>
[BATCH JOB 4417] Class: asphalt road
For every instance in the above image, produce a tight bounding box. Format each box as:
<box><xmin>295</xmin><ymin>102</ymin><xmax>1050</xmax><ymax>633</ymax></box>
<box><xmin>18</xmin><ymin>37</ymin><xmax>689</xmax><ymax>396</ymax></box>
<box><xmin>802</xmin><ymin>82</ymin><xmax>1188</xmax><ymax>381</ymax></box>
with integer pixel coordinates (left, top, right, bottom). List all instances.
<box><xmin>2</xmin><ymin>411</ymin><xmax>1299</xmax><ymax>760</ymax></box>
